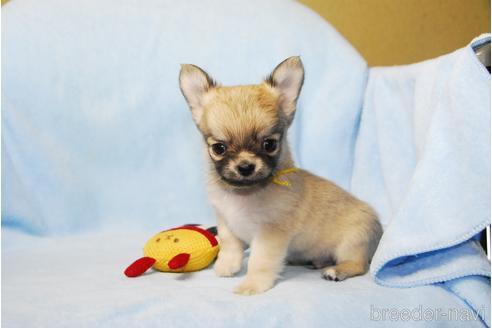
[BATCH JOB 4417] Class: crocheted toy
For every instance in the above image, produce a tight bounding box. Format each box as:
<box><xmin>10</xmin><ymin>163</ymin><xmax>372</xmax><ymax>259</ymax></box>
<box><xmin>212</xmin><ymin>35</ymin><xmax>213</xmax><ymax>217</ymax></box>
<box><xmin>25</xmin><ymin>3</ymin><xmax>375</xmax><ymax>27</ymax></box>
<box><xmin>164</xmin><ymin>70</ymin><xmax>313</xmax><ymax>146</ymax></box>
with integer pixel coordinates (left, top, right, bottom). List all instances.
<box><xmin>124</xmin><ymin>225</ymin><xmax>219</xmax><ymax>277</ymax></box>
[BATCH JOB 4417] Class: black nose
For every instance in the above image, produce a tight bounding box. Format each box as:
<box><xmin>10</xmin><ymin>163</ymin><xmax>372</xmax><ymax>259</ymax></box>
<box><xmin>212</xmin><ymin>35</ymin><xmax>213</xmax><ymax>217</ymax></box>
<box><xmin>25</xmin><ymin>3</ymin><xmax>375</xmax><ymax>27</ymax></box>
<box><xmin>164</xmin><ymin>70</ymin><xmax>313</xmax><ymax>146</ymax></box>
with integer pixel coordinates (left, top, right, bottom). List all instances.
<box><xmin>237</xmin><ymin>163</ymin><xmax>255</xmax><ymax>177</ymax></box>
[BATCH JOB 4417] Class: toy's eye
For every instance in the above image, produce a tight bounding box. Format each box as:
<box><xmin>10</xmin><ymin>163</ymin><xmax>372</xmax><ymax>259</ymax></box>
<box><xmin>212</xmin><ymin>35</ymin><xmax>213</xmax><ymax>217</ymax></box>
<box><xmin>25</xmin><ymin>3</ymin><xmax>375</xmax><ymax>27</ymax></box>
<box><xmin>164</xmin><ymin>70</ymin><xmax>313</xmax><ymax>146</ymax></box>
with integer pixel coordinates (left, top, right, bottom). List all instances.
<box><xmin>263</xmin><ymin>139</ymin><xmax>277</xmax><ymax>153</ymax></box>
<box><xmin>174</xmin><ymin>238</ymin><xmax>179</xmax><ymax>243</ymax></box>
<box><xmin>211</xmin><ymin>143</ymin><xmax>226</xmax><ymax>155</ymax></box>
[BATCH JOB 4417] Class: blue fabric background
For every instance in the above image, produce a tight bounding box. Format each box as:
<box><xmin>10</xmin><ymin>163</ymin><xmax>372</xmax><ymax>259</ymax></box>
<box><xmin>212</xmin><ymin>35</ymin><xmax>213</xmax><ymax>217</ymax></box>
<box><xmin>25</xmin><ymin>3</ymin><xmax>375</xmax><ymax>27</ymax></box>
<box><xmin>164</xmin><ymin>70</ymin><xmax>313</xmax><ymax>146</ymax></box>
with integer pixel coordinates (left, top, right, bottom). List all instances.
<box><xmin>2</xmin><ymin>0</ymin><xmax>367</xmax><ymax>235</ymax></box>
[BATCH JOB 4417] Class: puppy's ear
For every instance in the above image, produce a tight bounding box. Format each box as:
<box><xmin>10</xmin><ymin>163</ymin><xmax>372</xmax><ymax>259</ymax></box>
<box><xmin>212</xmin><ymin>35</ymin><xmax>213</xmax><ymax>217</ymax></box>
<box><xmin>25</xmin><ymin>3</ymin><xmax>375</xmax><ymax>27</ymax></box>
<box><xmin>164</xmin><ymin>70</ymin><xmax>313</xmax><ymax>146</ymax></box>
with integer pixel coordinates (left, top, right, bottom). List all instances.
<box><xmin>179</xmin><ymin>64</ymin><xmax>216</xmax><ymax>125</ymax></box>
<box><xmin>265</xmin><ymin>56</ymin><xmax>304</xmax><ymax>124</ymax></box>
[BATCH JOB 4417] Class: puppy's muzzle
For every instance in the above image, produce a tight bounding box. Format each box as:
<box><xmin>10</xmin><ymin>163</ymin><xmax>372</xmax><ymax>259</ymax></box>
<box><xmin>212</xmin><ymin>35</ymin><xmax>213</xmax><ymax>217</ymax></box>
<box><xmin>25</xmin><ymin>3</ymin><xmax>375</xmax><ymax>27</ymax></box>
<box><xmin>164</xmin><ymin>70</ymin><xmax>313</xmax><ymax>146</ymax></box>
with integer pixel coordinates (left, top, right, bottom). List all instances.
<box><xmin>237</xmin><ymin>163</ymin><xmax>256</xmax><ymax>177</ymax></box>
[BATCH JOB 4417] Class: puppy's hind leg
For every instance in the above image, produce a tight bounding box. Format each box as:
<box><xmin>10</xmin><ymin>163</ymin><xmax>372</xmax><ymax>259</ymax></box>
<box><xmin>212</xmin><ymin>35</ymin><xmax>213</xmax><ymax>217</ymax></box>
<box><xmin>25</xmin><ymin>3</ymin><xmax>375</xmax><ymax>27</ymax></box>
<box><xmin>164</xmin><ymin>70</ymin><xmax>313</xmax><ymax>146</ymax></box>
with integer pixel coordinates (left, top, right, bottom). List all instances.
<box><xmin>321</xmin><ymin>260</ymin><xmax>367</xmax><ymax>281</ymax></box>
<box><xmin>321</xmin><ymin>242</ymin><xmax>369</xmax><ymax>282</ymax></box>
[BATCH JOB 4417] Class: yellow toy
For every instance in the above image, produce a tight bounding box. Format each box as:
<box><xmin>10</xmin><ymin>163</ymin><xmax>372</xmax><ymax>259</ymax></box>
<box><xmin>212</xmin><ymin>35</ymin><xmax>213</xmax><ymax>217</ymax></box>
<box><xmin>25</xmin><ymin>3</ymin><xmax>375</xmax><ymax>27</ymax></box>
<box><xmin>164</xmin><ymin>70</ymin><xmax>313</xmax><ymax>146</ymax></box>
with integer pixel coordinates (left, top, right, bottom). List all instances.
<box><xmin>124</xmin><ymin>225</ymin><xmax>220</xmax><ymax>277</ymax></box>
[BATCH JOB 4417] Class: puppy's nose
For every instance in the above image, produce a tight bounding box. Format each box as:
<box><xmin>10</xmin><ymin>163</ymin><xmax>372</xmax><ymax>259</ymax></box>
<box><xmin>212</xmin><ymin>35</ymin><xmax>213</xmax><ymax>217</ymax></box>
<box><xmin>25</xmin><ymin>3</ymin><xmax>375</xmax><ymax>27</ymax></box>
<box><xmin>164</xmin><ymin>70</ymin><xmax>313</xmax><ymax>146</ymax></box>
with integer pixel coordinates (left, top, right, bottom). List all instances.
<box><xmin>237</xmin><ymin>163</ymin><xmax>255</xmax><ymax>177</ymax></box>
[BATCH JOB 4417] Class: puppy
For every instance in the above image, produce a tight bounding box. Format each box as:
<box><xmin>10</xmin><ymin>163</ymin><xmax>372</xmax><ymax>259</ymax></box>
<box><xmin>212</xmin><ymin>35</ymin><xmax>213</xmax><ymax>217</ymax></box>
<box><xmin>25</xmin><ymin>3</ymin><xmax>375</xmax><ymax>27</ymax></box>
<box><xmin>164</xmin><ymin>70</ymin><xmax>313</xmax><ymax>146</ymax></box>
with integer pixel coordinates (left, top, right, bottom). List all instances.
<box><xmin>179</xmin><ymin>57</ymin><xmax>382</xmax><ymax>295</ymax></box>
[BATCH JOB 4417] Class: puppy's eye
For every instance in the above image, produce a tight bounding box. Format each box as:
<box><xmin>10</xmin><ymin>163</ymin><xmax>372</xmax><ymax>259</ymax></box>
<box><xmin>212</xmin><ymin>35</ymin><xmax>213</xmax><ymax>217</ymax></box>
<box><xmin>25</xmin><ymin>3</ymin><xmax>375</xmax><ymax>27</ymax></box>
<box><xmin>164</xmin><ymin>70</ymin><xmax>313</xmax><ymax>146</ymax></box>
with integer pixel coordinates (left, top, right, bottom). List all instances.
<box><xmin>263</xmin><ymin>139</ymin><xmax>277</xmax><ymax>153</ymax></box>
<box><xmin>211</xmin><ymin>143</ymin><xmax>226</xmax><ymax>155</ymax></box>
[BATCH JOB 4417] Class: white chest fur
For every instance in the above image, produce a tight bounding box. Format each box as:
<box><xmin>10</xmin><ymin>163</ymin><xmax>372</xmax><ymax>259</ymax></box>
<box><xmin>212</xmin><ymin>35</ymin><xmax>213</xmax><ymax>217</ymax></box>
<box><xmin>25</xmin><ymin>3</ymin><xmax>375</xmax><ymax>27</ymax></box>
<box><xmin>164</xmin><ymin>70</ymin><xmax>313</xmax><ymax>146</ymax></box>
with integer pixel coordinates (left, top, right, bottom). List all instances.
<box><xmin>208</xmin><ymin>185</ymin><xmax>274</xmax><ymax>244</ymax></box>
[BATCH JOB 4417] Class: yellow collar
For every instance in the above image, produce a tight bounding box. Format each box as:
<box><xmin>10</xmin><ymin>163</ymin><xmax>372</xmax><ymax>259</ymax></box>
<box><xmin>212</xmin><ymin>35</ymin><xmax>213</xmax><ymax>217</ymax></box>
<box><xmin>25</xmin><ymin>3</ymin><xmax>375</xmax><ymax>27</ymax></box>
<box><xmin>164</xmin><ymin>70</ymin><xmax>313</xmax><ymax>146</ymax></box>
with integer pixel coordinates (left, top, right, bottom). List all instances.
<box><xmin>272</xmin><ymin>167</ymin><xmax>299</xmax><ymax>187</ymax></box>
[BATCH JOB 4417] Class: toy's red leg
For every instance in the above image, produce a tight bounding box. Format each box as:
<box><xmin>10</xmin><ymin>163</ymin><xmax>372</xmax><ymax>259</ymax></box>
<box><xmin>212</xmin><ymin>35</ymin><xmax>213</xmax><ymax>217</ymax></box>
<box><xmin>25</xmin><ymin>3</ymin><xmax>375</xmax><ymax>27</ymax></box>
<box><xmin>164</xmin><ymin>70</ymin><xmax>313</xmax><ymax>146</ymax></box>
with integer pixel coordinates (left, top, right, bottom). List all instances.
<box><xmin>124</xmin><ymin>257</ymin><xmax>156</xmax><ymax>277</ymax></box>
<box><xmin>168</xmin><ymin>253</ymin><xmax>190</xmax><ymax>270</ymax></box>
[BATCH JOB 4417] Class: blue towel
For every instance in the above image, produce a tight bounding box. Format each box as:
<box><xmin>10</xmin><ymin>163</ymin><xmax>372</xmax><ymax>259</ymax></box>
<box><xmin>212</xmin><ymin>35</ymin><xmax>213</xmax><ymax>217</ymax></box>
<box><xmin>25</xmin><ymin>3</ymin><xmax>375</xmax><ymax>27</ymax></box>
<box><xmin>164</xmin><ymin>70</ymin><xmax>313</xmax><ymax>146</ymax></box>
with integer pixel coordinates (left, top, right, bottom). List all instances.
<box><xmin>351</xmin><ymin>34</ymin><xmax>491</xmax><ymax>326</ymax></box>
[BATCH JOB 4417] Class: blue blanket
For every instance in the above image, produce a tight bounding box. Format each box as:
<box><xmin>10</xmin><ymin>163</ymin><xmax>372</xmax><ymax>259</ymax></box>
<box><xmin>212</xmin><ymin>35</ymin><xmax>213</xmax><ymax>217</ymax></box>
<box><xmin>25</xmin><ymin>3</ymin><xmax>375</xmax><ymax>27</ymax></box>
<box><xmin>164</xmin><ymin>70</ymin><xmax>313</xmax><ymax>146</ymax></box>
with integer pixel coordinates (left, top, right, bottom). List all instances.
<box><xmin>1</xmin><ymin>229</ymin><xmax>486</xmax><ymax>327</ymax></box>
<box><xmin>352</xmin><ymin>34</ymin><xmax>491</xmax><ymax>326</ymax></box>
<box><xmin>2</xmin><ymin>0</ymin><xmax>490</xmax><ymax>326</ymax></box>
<box><xmin>2</xmin><ymin>0</ymin><xmax>365</xmax><ymax>234</ymax></box>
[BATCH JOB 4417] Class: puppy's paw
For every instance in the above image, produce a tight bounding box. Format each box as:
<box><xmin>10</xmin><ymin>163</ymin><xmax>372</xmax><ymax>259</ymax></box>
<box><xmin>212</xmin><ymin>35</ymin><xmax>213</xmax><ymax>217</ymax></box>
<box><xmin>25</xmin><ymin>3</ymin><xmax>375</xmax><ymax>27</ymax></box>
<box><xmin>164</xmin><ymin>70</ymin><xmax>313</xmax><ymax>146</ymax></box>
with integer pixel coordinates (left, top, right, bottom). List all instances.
<box><xmin>321</xmin><ymin>267</ymin><xmax>347</xmax><ymax>282</ymax></box>
<box><xmin>214</xmin><ymin>252</ymin><xmax>242</xmax><ymax>277</ymax></box>
<box><xmin>234</xmin><ymin>277</ymin><xmax>274</xmax><ymax>296</ymax></box>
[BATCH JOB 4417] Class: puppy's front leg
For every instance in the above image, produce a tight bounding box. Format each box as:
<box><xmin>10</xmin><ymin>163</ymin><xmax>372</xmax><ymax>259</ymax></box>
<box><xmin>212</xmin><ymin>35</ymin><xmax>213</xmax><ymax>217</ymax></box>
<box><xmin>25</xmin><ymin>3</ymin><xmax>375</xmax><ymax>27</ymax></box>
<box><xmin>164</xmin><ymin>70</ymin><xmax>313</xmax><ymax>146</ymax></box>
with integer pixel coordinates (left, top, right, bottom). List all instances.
<box><xmin>235</xmin><ymin>225</ymin><xmax>290</xmax><ymax>295</ymax></box>
<box><xmin>214</xmin><ymin>215</ymin><xmax>244</xmax><ymax>277</ymax></box>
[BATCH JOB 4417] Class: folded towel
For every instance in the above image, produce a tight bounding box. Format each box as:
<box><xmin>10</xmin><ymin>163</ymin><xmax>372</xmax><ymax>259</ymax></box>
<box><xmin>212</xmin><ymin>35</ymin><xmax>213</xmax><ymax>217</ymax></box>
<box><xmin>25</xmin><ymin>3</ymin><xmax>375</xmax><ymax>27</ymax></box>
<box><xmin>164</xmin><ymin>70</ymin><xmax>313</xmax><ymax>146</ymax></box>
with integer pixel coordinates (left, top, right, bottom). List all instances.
<box><xmin>351</xmin><ymin>34</ymin><xmax>491</xmax><ymax>326</ymax></box>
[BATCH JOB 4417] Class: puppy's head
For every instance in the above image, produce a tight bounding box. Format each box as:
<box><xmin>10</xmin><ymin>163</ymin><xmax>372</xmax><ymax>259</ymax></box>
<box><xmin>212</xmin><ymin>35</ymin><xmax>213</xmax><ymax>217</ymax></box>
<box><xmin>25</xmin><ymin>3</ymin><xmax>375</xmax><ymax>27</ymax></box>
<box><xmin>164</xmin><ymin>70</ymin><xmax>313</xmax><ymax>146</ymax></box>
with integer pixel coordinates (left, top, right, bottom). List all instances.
<box><xmin>179</xmin><ymin>57</ymin><xmax>304</xmax><ymax>189</ymax></box>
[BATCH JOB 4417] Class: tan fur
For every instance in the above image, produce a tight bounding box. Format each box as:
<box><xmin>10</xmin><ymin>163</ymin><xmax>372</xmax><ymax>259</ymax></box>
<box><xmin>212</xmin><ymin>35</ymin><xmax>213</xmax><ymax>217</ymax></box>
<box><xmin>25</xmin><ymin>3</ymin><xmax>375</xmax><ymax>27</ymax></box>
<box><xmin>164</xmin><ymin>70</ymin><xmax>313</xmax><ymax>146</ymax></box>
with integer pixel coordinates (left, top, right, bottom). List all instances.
<box><xmin>179</xmin><ymin>57</ymin><xmax>383</xmax><ymax>295</ymax></box>
<box><xmin>201</xmin><ymin>85</ymin><xmax>280</xmax><ymax>141</ymax></box>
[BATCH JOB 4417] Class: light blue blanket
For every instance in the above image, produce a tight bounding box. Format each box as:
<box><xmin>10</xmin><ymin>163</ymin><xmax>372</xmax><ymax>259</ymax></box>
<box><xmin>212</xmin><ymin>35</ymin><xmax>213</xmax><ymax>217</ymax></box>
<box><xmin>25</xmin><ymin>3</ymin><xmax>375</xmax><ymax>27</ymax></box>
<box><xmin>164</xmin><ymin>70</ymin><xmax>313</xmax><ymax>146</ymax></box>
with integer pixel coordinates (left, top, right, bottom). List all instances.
<box><xmin>1</xmin><ymin>229</ymin><xmax>486</xmax><ymax>328</ymax></box>
<box><xmin>2</xmin><ymin>0</ymin><xmax>490</xmax><ymax>327</ymax></box>
<box><xmin>2</xmin><ymin>0</ymin><xmax>365</xmax><ymax>235</ymax></box>
<box><xmin>352</xmin><ymin>34</ymin><xmax>491</xmax><ymax>325</ymax></box>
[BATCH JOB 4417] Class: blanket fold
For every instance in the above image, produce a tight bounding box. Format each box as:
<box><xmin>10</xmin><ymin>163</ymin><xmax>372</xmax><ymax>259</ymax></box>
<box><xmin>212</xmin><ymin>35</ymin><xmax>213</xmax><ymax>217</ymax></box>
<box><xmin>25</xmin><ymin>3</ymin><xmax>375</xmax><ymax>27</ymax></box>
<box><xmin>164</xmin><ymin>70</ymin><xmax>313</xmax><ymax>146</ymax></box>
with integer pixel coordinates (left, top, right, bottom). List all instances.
<box><xmin>352</xmin><ymin>34</ymin><xmax>491</xmax><ymax>326</ymax></box>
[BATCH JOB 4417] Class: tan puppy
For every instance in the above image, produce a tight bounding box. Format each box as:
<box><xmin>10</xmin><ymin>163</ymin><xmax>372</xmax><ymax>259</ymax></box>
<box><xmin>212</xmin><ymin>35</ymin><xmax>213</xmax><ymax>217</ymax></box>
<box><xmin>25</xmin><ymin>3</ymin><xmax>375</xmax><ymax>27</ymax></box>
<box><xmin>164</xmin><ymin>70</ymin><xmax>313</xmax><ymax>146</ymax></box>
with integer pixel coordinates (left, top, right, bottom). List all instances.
<box><xmin>179</xmin><ymin>57</ymin><xmax>382</xmax><ymax>295</ymax></box>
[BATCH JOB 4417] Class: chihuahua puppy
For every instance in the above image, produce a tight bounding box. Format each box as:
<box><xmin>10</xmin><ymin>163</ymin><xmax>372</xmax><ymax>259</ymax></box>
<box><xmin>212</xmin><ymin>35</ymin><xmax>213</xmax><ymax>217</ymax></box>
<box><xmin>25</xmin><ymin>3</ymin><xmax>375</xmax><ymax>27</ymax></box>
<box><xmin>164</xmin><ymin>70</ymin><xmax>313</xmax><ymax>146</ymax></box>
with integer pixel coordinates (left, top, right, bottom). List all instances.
<box><xmin>179</xmin><ymin>57</ymin><xmax>382</xmax><ymax>295</ymax></box>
